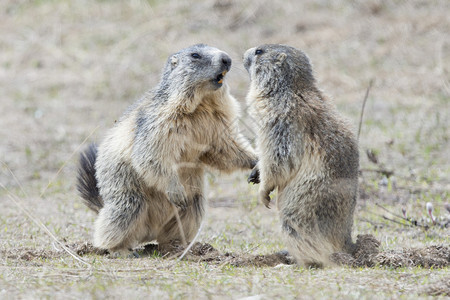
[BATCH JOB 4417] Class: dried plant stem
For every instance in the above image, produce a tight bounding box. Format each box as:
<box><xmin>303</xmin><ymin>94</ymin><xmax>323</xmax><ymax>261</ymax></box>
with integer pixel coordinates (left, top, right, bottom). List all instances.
<box><xmin>177</xmin><ymin>220</ymin><xmax>205</xmax><ymax>261</ymax></box>
<box><xmin>359</xmin><ymin>168</ymin><xmax>394</xmax><ymax>177</ymax></box>
<box><xmin>172</xmin><ymin>204</ymin><xmax>187</xmax><ymax>247</ymax></box>
<box><xmin>357</xmin><ymin>79</ymin><xmax>374</xmax><ymax>141</ymax></box>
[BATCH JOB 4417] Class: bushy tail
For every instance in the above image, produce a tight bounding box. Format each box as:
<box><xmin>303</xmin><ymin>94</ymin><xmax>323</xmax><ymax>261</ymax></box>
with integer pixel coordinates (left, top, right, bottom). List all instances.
<box><xmin>77</xmin><ymin>143</ymin><xmax>103</xmax><ymax>213</ymax></box>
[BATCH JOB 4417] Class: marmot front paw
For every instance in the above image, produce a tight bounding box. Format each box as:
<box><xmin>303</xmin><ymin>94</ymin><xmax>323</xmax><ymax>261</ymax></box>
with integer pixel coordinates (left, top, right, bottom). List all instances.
<box><xmin>259</xmin><ymin>190</ymin><xmax>271</xmax><ymax>209</ymax></box>
<box><xmin>247</xmin><ymin>166</ymin><xmax>260</xmax><ymax>184</ymax></box>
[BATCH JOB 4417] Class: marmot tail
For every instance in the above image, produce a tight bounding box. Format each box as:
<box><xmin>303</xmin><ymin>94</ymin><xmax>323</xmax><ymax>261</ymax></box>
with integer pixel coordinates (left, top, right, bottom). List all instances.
<box><xmin>77</xmin><ymin>143</ymin><xmax>103</xmax><ymax>213</ymax></box>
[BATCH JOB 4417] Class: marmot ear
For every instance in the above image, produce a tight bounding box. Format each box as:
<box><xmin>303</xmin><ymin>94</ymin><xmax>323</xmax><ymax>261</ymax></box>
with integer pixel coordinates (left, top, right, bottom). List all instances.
<box><xmin>170</xmin><ymin>55</ymin><xmax>179</xmax><ymax>69</ymax></box>
<box><xmin>276</xmin><ymin>53</ymin><xmax>287</xmax><ymax>65</ymax></box>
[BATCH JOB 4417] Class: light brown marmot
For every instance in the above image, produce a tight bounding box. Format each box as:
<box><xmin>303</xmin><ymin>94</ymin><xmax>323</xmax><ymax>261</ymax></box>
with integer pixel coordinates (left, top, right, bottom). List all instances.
<box><xmin>77</xmin><ymin>44</ymin><xmax>257</xmax><ymax>255</ymax></box>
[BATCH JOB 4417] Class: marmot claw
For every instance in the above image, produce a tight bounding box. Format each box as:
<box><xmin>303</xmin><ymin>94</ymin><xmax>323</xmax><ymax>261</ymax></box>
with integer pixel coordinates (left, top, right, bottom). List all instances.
<box><xmin>259</xmin><ymin>192</ymin><xmax>271</xmax><ymax>209</ymax></box>
<box><xmin>247</xmin><ymin>166</ymin><xmax>260</xmax><ymax>184</ymax></box>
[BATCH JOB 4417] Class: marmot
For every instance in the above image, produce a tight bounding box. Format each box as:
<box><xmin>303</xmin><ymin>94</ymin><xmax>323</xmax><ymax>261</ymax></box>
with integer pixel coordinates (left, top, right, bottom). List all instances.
<box><xmin>244</xmin><ymin>44</ymin><xmax>359</xmax><ymax>267</ymax></box>
<box><xmin>77</xmin><ymin>44</ymin><xmax>257</xmax><ymax>255</ymax></box>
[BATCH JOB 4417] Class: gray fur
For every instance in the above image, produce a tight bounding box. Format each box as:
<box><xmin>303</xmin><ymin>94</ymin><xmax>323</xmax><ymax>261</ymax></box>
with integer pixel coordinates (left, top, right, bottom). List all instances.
<box><xmin>77</xmin><ymin>44</ymin><xmax>256</xmax><ymax>254</ymax></box>
<box><xmin>77</xmin><ymin>143</ymin><xmax>103</xmax><ymax>213</ymax></box>
<box><xmin>244</xmin><ymin>44</ymin><xmax>359</xmax><ymax>267</ymax></box>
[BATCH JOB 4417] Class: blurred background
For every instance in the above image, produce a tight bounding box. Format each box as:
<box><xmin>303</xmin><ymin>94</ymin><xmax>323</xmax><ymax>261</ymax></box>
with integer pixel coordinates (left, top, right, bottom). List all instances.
<box><xmin>1</xmin><ymin>0</ymin><xmax>448</xmax><ymax>249</ymax></box>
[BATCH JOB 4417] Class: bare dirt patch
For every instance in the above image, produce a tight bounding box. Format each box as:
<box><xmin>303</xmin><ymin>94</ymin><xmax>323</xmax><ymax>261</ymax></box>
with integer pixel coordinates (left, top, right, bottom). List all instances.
<box><xmin>331</xmin><ymin>234</ymin><xmax>381</xmax><ymax>267</ymax></box>
<box><xmin>14</xmin><ymin>238</ymin><xmax>443</xmax><ymax>270</ymax></box>
<box><xmin>2</xmin><ymin>248</ymin><xmax>58</xmax><ymax>261</ymax></box>
<box><xmin>66</xmin><ymin>241</ymin><xmax>109</xmax><ymax>256</ymax></box>
<box><xmin>332</xmin><ymin>234</ymin><xmax>450</xmax><ymax>269</ymax></box>
<box><xmin>376</xmin><ymin>245</ymin><xmax>450</xmax><ymax>269</ymax></box>
<box><xmin>144</xmin><ymin>242</ymin><xmax>295</xmax><ymax>267</ymax></box>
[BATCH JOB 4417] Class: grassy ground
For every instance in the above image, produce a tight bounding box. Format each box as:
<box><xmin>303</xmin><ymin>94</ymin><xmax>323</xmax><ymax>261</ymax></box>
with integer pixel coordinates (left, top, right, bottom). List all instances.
<box><xmin>1</xmin><ymin>0</ymin><xmax>449</xmax><ymax>298</ymax></box>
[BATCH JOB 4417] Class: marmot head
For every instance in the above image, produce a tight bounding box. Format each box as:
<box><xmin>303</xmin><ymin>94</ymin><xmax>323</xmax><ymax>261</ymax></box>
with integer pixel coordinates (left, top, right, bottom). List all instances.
<box><xmin>161</xmin><ymin>44</ymin><xmax>232</xmax><ymax>92</ymax></box>
<box><xmin>243</xmin><ymin>44</ymin><xmax>315</xmax><ymax>94</ymax></box>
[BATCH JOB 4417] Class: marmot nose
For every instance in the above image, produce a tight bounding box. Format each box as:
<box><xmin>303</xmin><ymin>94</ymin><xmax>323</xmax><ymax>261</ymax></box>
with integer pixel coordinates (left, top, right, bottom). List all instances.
<box><xmin>221</xmin><ymin>54</ymin><xmax>232</xmax><ymax>69</ymax></box>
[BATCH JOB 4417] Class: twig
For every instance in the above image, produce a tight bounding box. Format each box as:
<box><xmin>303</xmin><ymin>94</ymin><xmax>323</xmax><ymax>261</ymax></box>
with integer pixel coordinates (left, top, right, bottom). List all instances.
<box><xmin>1</xmin><ymin>184</ymin><xmax>92</xmax><ymax>267</ymax></box>
<box><xmin>374</xmin><ymin>203</ymin><xmax>430</xmax><ymax>228</ymax></box>
<box><xmin>366</xmin><ymin>210</ymin><xmax>410</xmax><ymax>227</ymax></box>
<box><xmin>375</xmin><ymin>203</ymin><xmax>406</xmax><ymax>221</ymax></box>
<box><xmin>358</xmin><ymin>217</ymin><xmax>384</xmax><ymax>227</ymax></box>
<box><xmin>395</xmin><ymin>185</ymin><xmax>449</xmax><ymax>194</ymax></box>
<box><xmin>172</xmin><ymin>204</ymin><xmax>187</xmax><ymax>247</ymax></box>
<box><xmin>357</xmin><ymin>79</ymin><xmax>374</xmax><ymax>141</ymax></box>
<box><xmin>177</xmin><ymin>220</ymin><xmax>205</xmax><ymax>261</ymax></box>
<box><xmin>367</xmin><ymin>208</ymin><xmax>429</xmax><ymax>229</ymax></box>
<box><xmin>359</xmin><ymin>168</ymin><xmax>394</xmax><ymax>177</ymax></box>
<box><xmin>380</xmin><ymin>215</ymin><xmax>412</xmax><ymax>227</ymax></box>
<box><xmin>39</xmin><ymin>125</ymin><xmax>100</xmax><ymax>198</ymax></box>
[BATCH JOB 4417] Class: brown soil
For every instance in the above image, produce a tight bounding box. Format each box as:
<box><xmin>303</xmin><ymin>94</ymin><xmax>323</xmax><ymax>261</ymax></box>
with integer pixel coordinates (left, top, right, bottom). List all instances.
<box><xmin>66</xmin><ymin>241</ymin><xmax>109</xmax><ymax>256</ymax></box>
<box><xmin>2</xmin><ymin>248</ymin><xmax>58</xmax><ymax>261</ymax></box>
<box><xmin>144</xmin><ymin>242</ymin><xmax>295</xmax><ymax>267</ymax></box>
<box><xmin>4</xmin><ymin>238</ymin><xmax>448</xmax><ymax>271</ymax></box>
<box><xmin>332</xmin><ymin>234</ymin><xmax>450</xmax><ymax>269</ymax></box>
<box><xmin>376</xmin><ymin>245</ymin><xmax>450</xmax><ymax>269</ymax></box>
<box><xmin>331</xmin><ymin>234</ymin><xmax>381</xmax><ymax>267</ymax></box>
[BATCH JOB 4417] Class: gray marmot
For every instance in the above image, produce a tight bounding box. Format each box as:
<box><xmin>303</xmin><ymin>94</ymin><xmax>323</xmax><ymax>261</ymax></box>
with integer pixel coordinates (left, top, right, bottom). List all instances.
<box><xmin>77</xmin><ymin>44</ymin><xmax>257</xmax><ymax>255</ymax></box>
<box><xmin>244</xmin><ymin>44</ymin><xmax>359</xmax><ymax>267</ymax></box>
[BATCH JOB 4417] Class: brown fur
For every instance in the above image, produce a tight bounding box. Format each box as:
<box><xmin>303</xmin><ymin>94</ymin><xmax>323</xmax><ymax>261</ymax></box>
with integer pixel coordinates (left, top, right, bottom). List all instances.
<box><xmin>244</xmin><ymin>44</ymin><xmax>359</xmax><ymax>267</ymax></box>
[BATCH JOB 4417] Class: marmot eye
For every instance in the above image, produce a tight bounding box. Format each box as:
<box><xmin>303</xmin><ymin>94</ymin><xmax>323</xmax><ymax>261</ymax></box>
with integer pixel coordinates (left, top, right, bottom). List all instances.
<box><xmin>255</xmin><ymin>49</ymin><xmax>263</xmax><ymax>55</ymax></box>
<box><xmin>191</xmin><ymin>53</ymin><xmax>201</xmax><ymax>59</ymax></box>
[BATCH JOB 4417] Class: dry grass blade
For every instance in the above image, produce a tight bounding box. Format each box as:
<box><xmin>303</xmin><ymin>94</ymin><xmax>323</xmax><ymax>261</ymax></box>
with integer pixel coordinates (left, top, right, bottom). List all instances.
<box><xmin>178</xmin><ymin>220</ymin><xmax>205</xmax><ymax>261</ymax></box>
<box><xmin>375</xmin><ymin>203</ymin><xmax>429</xmax><ymax>228</ymax></box>
<box><xmin>357</xmin><ymin>79</ymin><xmax>374</xmax><ymax>141</ymax></box>
<box><xmin>359</xmin><ymin>168</ymin><xmax>394</xmax><ymax>177</ymax></box>
<box><xmin>39</xmin><ymin>125</ymin><xmax>100</xmax><ymax>198</ymax></box>
<box><xmin>375</xmin><ymin>203</ymin><xmax>407</xmax><ymax>221</ymax></box>
<box><xmin>366</xmin><ymin>209</ymin><xmax>411</xmax><ymax>228</ymax></box>
<box><xmin>172</xmin><ymin>203</ymin><xmax>187</xmax><ymax>247</ymax></box>
<box><xmin>1</xmin><ymin>183</ymin><xmax>92</xmax><ymax>268</ymax></box>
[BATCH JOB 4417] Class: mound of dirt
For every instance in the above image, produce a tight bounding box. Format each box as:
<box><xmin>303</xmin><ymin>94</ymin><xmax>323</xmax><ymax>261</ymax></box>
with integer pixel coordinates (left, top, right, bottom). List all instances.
<box><xmin>1</xmin><ymin>248</ymin><xmax>58</xmax><ymax>261</ymax></box>
<box><xmin>353</xmin><ymin>234</ymin><xmax>382</xmax><ymax>266</ymax></box>
<box><xmin>9</xmin><ymin>237</ymin><xmax>443</xmax><ymax>270</ymax></box>
<box><xmin>1</xmin><ymin>242</ymin><xmax>110</xmax><ymax>262</ymax></box>
<box><xmin>5</xmin><ymin>238</ymin><xmax>448</xmax><ymax>270</ymax></box>
<box><xmin>141</xmin><ymin>242</ymin><xmax>295</xmax><ymax>267</ymax></box>
<box><xmin>331</xmin><ymin>234</ymin><xmax>381</xmax><ymax>267</ymax></box>
<box><xmin>377</xmin><ymin>245</ymin><xmax>449</xmax><ymax>268</ymax></box>
<box><xmin>229</xmin><ymin>251</ymin><xmax>295</xmax><ymax>267</ymax></box>
<box><xmin>187</xmin><ymin>242</ymin><xmax>224</xmax><ymax>263</ymax></box>
<box><xmin>183</xmin><ymin>243</ymin><xmax>294</xmax><ymax>267</ymax></box>
<box><xmin>66</xmin><ymin>241</ymin><xmax>109</xmax><ymax>256</ymax></box>
<box><xmin>67</xmin><ymin>239</ymin><xmax>448</xmax><ymax>269</ymax></box>
<box><xmin>145</xmin><ymin>242</ymin><xmax>225</xmax><ymax>262</ymax></box>
<box><xmin>331</xmin><ymin>235</ymin><xmax>449</xmax><ymax>269</ymax></box>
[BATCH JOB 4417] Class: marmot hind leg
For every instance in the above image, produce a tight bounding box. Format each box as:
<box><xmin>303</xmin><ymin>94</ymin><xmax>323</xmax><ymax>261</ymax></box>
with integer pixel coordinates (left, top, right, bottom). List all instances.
<box><xmin>93</xmin><ymin>192</ymin><xmax>150</xmax><ymax>252</ymax></box>
<box><xmin>281</xmin><ymin>218</ymin><xmax>336</xmax><ymax>268</ymax></box>
<box><xmin>156</xmin><ymin>194</ymin><xmax>205</xmax><ymax>246</ymax></box>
